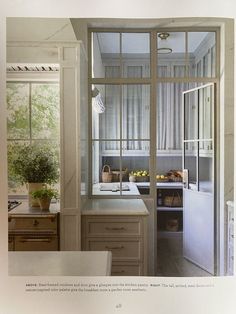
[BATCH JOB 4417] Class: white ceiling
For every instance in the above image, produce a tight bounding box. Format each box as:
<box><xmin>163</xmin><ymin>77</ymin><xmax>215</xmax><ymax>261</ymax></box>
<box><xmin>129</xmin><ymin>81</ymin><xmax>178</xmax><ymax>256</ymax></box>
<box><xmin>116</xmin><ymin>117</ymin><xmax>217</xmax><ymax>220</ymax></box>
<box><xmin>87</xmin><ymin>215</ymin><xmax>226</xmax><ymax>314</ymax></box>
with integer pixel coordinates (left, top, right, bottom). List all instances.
<box><xmin>6</xmin><ymin>18</ymin><xmax>212</xmax><ymax>55</ymax></box>
<box><xmin>97</xmin><ymin>32</ymin><xmax>210</xmax><ymax>54</ymax></box>
<box><xmin>6</xmin><ymin>18</ymin><xmax>76</xmax><ymax>41</ymax></box>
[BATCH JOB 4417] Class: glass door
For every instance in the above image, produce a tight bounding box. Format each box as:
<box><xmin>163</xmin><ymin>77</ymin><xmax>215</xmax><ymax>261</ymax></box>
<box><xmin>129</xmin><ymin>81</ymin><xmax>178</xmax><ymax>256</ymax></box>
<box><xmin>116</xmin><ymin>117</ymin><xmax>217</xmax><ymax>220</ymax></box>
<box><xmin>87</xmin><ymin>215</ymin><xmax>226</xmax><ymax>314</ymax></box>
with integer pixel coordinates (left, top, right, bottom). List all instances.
<box><xmin>182</xmin><ymin>83</ymin><xmax>215</xmax><ymax>275</ymax></box>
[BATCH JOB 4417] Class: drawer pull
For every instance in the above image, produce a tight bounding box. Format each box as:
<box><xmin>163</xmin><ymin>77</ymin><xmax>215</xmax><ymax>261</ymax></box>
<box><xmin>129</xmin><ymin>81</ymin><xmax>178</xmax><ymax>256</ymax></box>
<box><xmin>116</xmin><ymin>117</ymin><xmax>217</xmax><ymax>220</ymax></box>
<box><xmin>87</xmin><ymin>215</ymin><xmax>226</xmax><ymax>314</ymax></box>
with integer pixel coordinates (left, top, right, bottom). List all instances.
<box><xmin>112</xmin><ymin>270</ymin><xmax>125</xmax><ymax>274</ymax></box>
<box><xmin>33</xmin><ymin>220</ymin><xmax>39</xmax><ymax>226</ymax></box>
<box><xmin>105</xmin><ymin>227</ymin><xmax>125</xmax><ymax>231</ymax></box>
<box><xmin>19</xmin><ymin>238</ymin><xmax>52</xmax><ymax>243</ymax></box>
<box><xmin>231</xmin><ymin>234</ymin><xmax>234</xmax><ymax>239</ymax></box>
<box><xmin>105</xmin><ymin>245</ymin><xmax>124</xmax><ymax>250</ymax></box>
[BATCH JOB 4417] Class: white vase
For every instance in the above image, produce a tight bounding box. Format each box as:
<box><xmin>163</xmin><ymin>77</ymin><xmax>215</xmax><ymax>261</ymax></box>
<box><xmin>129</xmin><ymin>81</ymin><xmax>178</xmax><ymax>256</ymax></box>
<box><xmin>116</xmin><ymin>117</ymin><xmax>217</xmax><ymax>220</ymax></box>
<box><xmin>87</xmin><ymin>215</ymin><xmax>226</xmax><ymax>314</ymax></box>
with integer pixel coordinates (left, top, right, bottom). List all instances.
<box><xmin>129</xmin><ymin>175</ymin><xmax>136</xmax><ymax>182</ymax></box>
<box><xmin>27</xmin><ymin>183</ymin><xmax>45</xmax><ymax>207</ymax></box>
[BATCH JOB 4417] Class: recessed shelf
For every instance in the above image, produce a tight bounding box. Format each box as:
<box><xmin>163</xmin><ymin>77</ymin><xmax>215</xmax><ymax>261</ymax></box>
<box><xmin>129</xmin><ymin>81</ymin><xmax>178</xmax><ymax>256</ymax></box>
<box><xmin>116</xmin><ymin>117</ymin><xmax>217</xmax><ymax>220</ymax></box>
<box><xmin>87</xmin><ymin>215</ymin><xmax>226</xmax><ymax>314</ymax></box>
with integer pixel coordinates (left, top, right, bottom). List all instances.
<box><xmin>157</xmin><ymin>207</ymin><xmax>183</xmax><ymax>211</ymax></box>
<box><xmin>157</xmin><ymin>231</ymin><xmax>183</xmax><ymax>238</ymax></box>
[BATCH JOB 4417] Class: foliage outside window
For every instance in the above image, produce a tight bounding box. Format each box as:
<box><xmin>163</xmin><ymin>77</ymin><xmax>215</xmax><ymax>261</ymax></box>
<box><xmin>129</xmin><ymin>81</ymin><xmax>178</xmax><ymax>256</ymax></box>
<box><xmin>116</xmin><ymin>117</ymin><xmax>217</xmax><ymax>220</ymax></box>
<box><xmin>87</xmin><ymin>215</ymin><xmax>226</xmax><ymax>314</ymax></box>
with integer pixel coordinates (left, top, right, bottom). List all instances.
<box><xmin>7</xmin><ymin>82</ymin><xmax>60</xmax><ymax>195</ymax></box>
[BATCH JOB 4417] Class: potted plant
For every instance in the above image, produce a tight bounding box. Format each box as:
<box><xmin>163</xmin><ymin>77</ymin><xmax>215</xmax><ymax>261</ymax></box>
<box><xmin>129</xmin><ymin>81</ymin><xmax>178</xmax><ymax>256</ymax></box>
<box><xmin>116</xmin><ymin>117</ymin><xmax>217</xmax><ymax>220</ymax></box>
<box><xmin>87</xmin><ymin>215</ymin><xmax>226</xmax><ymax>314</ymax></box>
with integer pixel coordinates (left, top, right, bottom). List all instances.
<box><xmin>31</xmin><ymin>187</ymin><xmax>58</xmax><ymax>211</ymax></box>
<box><xmin>11</xmin><ymin>143</ymin><xmax>59</xmax><ymax>207</ymax></box>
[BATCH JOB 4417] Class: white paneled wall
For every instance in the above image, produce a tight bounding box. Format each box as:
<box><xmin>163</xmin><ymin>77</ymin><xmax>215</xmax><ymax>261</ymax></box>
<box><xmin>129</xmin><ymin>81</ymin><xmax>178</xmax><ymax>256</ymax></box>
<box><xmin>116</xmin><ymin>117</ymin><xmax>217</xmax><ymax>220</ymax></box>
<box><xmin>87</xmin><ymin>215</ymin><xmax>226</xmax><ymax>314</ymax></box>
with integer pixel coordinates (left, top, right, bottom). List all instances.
<box><xmin>59</xmin><ymin>43</ymin><xmax>88</xmax><ymax>251</ymax></box>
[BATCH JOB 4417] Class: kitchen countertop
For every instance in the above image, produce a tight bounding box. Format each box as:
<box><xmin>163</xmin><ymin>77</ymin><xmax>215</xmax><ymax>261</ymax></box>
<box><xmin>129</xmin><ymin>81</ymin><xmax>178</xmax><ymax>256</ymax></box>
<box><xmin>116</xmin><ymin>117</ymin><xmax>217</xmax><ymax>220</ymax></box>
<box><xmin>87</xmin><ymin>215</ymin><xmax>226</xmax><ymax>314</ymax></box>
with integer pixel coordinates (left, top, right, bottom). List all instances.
<box><xmin>9</xmin><ymin>251</ymin><xmax>112</xmax><ymax>276</ymax></box>
<box><xmin>8</xmin><ymin>200</ymin><xmax>59</xmax><ymax>215</ymax></box>
<box><xmin>93</xmin><ymin>181</ymin><xmax>183</xmax><ymax>195</ymax></box>
<box><xmin>82</xmin><ymin>198</ymin><xmax>149</xmax><ymax>216</ymax></box>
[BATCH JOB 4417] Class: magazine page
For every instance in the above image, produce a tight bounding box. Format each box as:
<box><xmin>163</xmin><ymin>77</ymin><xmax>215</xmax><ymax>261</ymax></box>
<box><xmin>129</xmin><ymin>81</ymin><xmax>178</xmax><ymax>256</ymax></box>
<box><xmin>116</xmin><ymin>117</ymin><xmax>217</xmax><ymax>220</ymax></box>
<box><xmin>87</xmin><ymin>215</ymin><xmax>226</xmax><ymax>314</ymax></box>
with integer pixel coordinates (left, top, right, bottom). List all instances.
<box><xmin>0</xmin><ymin>0</ymin><xmax>236</xmax><ymax>313</ymax></box>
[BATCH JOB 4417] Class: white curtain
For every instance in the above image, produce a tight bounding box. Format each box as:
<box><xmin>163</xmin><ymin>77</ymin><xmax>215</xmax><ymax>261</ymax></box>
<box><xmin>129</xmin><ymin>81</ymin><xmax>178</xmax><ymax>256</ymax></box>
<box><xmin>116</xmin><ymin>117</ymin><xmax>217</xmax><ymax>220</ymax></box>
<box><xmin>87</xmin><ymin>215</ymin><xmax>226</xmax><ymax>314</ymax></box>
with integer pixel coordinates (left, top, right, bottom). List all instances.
<box><xmin>100</xmin><ymin>66</ymin><xmax>120</xmax><ymax>150</ymax></box>
<box><xmin>157</xmin><ymin>66</ymin><xmax>168</xmax><ymax>149</ymax></box>
<box><xmin>123</xmin><ymin>66</ymin><xmax>143</xmax><ymax>150</ymax></box>
<box><xmin>102</xmin><ymin>65</ymin><xmax>149</xmax><ymax>151</ymax></box>
<box><xmin>157</xmin><ymin>65</ymin><xmax>188</xmax><ymax>150</ymax></box>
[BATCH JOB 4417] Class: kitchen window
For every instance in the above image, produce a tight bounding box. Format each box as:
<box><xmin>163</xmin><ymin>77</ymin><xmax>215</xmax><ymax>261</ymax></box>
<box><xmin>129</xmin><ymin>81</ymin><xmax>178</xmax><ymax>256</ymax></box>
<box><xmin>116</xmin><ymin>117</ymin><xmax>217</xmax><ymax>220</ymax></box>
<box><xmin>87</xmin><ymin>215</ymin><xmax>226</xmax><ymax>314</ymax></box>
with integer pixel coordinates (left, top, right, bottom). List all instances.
<box><xmin>7</xmin><ymin>82</ymin><xmax>60</xmax><ymax>196</ymax></box>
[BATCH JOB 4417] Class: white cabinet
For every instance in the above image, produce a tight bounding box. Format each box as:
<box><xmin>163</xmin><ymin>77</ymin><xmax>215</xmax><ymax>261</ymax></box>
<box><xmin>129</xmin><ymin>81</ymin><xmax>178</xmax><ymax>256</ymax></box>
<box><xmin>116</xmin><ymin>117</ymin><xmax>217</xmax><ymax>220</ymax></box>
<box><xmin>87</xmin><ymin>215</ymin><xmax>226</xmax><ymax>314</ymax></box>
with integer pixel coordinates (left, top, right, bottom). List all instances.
<box><xmin>81</xmin><ymin>199</ymin><xmax>149</xmax><ymax>276</ymax></box>
<box><xmin>82</xmin><ymin>215</ymin><xmax>148</xmax><ymax>276</ymax></box>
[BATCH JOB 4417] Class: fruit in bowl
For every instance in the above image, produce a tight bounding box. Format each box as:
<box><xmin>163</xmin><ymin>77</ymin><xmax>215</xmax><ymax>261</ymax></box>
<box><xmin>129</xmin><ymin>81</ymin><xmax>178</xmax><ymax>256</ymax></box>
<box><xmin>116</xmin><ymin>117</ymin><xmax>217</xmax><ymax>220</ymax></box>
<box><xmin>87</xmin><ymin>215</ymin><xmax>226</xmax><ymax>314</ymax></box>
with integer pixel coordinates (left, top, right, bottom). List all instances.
<box><xmin>156</xmin><ymin>174</ymin><xmax>169</xmax><ymax>181</ymax></box>
<box><xmin>130</xmin><ymin>170</ymin><xmax>149</xmax><ymax>182</ymax></box>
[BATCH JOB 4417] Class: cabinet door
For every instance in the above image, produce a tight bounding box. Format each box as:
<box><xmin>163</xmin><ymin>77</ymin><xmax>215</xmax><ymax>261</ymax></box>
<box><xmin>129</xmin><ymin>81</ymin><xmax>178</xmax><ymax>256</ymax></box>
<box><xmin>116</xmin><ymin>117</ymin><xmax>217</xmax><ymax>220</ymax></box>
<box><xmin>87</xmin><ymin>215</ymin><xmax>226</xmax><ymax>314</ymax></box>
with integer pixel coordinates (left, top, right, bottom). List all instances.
<box><xmin>111</xmin><ymin>262</ymin><xmax>142</xmax><ymax>276</ymax></box>
<box><xmin>85</xmin><ymin>238</ymin><xmax>142</xmax><ymax>261</ymax></box>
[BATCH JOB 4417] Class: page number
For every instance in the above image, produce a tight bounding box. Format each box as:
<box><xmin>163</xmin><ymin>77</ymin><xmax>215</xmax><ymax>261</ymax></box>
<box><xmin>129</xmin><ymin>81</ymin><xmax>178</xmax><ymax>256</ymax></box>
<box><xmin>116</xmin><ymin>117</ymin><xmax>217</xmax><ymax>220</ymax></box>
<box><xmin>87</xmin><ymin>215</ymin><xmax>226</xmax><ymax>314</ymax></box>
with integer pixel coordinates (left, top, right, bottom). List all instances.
<box><xmin>116</xmin><ymin>304</ymin><xmax>122</xmax><ymax>309</ymax></box>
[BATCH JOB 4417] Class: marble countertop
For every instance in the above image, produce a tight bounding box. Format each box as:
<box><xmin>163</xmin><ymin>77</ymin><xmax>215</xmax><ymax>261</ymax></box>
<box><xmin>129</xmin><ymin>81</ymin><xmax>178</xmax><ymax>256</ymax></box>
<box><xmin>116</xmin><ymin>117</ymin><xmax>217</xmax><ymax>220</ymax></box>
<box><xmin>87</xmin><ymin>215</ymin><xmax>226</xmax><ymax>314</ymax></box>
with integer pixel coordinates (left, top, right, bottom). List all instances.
<box><xmin>8</xmin><ymin>200</ymin><xmax>59</xmax><ymax>215</ymax></box>
<box><xmin>82</xmin><ymin>198</ymin><xmax>149</xmax><ymax>216</ymax></box>
<box><xmin>92</xmin><ymin>181</ymin><xmax>183</xmax><ymax>195</ymax></box>
<box><xmin>9</xmin><ymin>251</ymin><xmax>112</xmax><ymax>276</ymax></box>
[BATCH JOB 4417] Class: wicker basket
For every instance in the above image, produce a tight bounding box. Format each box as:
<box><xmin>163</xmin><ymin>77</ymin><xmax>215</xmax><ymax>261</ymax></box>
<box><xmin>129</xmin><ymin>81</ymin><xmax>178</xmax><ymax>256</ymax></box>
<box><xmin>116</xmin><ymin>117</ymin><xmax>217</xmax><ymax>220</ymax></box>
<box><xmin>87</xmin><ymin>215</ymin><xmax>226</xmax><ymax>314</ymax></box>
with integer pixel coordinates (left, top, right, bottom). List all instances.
<box><xmin>101</xmin><ymin>165</ymin><xmax>113</xmax><ymax>183</ymax></box>
<box><xmin>164</xmin><ymin>192</ymin><xmax>182</xmax><ymax>207</ymax></box>
<box><xmin>166</xmin><ymin>218</ymin><xmax>179</xmax><ymax>231</ymax></box>
<box><xmin>135</xmin><ymin>176</ymin><xmax>150</xmax><ymax>182</ymax></box>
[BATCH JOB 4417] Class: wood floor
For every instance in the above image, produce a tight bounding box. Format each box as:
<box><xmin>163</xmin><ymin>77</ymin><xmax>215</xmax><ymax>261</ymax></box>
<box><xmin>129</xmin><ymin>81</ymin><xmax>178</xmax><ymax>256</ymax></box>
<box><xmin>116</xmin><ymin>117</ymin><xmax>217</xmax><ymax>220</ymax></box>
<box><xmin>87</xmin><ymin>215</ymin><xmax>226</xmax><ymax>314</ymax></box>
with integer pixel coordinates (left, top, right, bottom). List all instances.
<box><xmin>156</xmin><ymin>236</ymin><xmax>212</xmax><ymax>277</ymax></box>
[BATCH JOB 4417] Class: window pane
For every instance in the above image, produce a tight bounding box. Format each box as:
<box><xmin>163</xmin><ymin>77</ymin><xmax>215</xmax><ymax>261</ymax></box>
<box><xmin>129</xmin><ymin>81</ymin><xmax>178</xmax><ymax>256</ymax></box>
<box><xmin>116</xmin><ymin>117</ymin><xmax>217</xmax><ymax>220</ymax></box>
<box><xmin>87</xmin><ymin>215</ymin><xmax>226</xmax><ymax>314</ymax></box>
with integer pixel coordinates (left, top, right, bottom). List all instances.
<box><xmin>122</xmin><ymin>85</ymin><xmax>150</xmax><ymax>140</ymax></box>
<box><xmin>122</xmin><ymin>33</ymin><xmax>150</xmax><ymax>78</ymax></box>
<box><xmin>199</xmin><ymin>84</ymin><xmax>213</xmax><ymax>141</ymax></box>
<box><xmin>184</xmin><ymin>141</ymin><xmax>197</xmax><ymax>189</ymax></box>
<box><xmin>157</xmin><ymin>82</ymin><xmax>187</xmax><ymax>150</ymax></box>
<box><xmin>92</xmin><ymin>141</ymin><xmax>121</xmax><ymax>195</ymax></box>
<box><xmin>8</xmin><ymin>141</ymin><xmax>30</xmax><ymax>195</ymax></box>
<box><xmin>157</xmin><ymin>32</ymin><xmax>186</xmax><ymax>77</ymax></box>
<box><xmin>31</xmin><ymin>83</ymin><xmax>59</xmax><ymax>139</ymax></box>
<box><xmin>199</xmin><ymin>141</ymin><xmax>213</xmax><ymax>193</ymax></box>
<box><xmin>7</xmin><ymin>83</ymin><xmax>30</xmax><ymax>139</ymax></box>
<box><xmin>92</xmin><ymin>32</ymin><xmax>120</xmax><ymax>78</ymax></box>
<box><xmin>122</xmin><ymin>140</ymin><xmax>150</xmax><ymax>195</ymax></box>
<box><xmin>184</xmin><ymin>87</ymin><xmax>198</xmax><ymax>141</ymax></box>
<box><xmin>187</xmin><ymin>32</ymin><xmax>216</xmax><ymax>78</ymax></box>
<box><xmin>92</xmin><ymin>85</ymin><xmax>120</xmax><ymax>140</ymax></box>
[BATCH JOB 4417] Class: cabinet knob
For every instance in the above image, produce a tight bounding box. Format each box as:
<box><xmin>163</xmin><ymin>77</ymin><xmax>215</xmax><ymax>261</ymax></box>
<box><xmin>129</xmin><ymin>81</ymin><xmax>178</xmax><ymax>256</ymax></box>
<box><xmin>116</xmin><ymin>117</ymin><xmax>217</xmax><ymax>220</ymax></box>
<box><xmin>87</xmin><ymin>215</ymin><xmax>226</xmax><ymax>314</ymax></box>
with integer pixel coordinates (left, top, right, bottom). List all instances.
<box><xmin>105</xmin><ymin>227</ymin><xmax>125</xmax><ymax>231</ymax></box>
<box><xmin>33</xmin><ymin>220</ymin><xmax>39</xmax><ymax>226</ymax></box>
<box><xmin>105</xmin><ymin>245</ymin><xmax>124</xmax><ymax>250</ymax></box>
<box><xmin>112</xmin><ymin>270</ymin><xmax>125</xmax><ymax>274</ymax></box>
<box><xmin>20</xmin><ymin>238</ymin><xmax>52</xmax><ymax>243</ymax></box>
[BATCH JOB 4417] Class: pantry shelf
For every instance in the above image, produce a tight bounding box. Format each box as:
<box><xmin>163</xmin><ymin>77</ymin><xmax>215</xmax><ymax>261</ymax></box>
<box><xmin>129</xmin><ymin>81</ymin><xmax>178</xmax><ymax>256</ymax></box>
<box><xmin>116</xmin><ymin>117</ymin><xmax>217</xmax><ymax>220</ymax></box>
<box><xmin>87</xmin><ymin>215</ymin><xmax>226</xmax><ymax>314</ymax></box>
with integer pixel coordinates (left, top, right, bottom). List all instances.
<box><xmin>157</xmin><ymin>207</ymin><xmax>183</xmax><ymax>211</ymax></box>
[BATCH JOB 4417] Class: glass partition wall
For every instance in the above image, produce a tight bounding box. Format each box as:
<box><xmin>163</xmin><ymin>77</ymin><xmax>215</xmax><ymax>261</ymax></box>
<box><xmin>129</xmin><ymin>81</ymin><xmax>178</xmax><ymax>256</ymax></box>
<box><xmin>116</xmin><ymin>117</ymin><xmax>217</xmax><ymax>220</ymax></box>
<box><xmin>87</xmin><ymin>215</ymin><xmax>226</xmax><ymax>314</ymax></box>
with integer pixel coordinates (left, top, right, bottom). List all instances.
<box><xmin>89</xmin><ymin>29</ymin><xmax>218</xmax><ymax>198</ymax></box>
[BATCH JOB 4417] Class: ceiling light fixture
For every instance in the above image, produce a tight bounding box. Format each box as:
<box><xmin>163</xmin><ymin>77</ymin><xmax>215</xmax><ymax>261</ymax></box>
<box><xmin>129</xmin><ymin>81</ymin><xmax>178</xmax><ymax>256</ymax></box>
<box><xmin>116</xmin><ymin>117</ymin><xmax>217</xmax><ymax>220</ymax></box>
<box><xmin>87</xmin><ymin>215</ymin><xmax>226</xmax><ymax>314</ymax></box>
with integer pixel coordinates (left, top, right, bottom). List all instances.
<box><xmin>157</xmin><ymin>32</ymin><xmax>172</xmax><ymax>54</ymax></box>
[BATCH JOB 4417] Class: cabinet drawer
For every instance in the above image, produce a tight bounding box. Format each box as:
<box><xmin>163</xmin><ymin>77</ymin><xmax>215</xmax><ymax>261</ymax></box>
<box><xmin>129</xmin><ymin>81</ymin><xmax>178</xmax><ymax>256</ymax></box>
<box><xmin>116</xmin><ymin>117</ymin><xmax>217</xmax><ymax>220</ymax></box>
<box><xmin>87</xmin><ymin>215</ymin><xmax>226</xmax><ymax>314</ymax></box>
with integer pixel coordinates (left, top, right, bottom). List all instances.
<box><xmin>85</xmin><ymin>238</ymin><xmax>142</xmax><ymax>261</ymax></box>
<box><xmin>9</xmin><ymin>216</ymin><xmax>57</xmax><ymax>233</ymax></box>
<box><xmin>84</xmin><ymin>218</ymin><xmax>141</xmax><ymax>237</ymax></box>
<box><xmin>14</xmin><ymin>235</ymin><xmax>58</xmax><ymax>251</ymax></box>
<box><xmin>111</xmin><ymin>263</ymin><xmax>142</xmax><ymax>276</ymax></box>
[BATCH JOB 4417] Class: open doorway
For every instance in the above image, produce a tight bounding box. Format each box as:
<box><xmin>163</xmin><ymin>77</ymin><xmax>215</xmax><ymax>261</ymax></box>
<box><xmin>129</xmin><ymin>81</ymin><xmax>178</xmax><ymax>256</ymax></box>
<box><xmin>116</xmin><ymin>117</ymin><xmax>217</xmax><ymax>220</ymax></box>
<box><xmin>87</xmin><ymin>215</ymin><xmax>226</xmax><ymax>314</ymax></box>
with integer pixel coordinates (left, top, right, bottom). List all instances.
<box><xmin>88</xmin><ymin>25</ymin><xmax>233</xmax><ymax>277</ymax></box>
